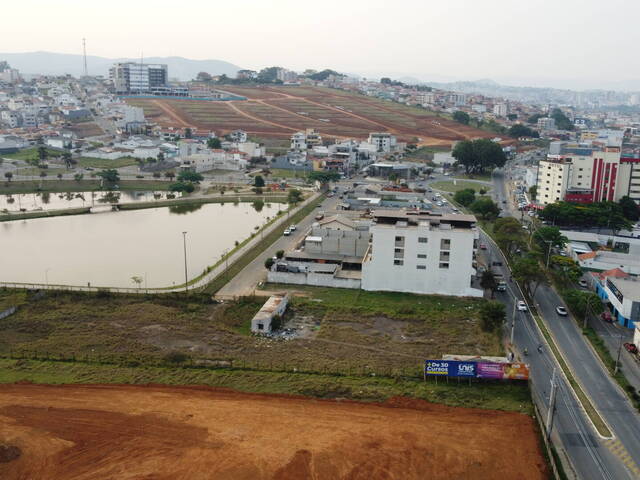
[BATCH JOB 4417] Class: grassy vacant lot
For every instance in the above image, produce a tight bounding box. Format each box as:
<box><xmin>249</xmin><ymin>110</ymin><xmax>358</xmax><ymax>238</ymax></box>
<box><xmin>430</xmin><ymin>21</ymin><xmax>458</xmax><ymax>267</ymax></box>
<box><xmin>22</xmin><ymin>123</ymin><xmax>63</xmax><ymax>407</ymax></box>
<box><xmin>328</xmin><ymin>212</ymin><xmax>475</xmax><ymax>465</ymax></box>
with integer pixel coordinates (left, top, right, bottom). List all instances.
<box><xmin>16</xmin><ymin>167</ymin><xmax>68</xmax><ymax>176</ymax></box>
<box><xmin>76</xmin><ymin>157</ymin><xmax>138</xmax><ymax>169</ymax></box>
<box><xmin>431</xmin><ymin>180</ymin><xmax>492</xmax><ymax>193</ymax></box>
<box><xmin>0</xmin><ymin>358</ymin><xmax>532</xmax><ymax>413</ymax></box>
<box><xmin>0</xmin><ymin>283</ymin><xmax>501</xmax><ymax>375</ymax></box>
<box><xmin>1</xmin><ymin>147</ymin><xmax>61</xmax><ymax>161</ymax></box>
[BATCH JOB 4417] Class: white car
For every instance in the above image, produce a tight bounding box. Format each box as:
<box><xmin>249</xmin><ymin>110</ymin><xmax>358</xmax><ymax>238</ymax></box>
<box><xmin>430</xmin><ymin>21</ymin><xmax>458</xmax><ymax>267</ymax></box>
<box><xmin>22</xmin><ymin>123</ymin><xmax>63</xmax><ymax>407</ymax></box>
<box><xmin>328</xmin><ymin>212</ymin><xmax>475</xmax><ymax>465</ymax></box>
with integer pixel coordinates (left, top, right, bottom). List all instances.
<box><xmin>283</xmin><ymin>229</ymin><xmax>291</xmax><ymax>236</ymax></box>
<box><xmin>578</xmin><ymin>279</ymin><xmax>588</xmax><ymax>288</ymax></box>
<box><xmin>517</xmin><ymin>301</ymin><xmax>528</xmax><ymax>311</ymax></box>
<box><xmin>289</xmin><ymin>224</ymin><xmax>297</xmax><ymax>231</ymax></box>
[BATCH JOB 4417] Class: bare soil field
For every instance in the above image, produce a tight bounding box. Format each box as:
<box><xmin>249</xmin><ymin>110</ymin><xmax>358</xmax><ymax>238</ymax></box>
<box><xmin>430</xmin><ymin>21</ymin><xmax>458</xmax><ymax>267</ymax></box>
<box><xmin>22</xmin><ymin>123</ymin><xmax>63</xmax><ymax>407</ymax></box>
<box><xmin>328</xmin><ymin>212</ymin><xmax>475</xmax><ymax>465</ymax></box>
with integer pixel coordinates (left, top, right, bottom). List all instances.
<box><xmin>126</xmin><ymin>86</ymin><xmax>495</xmax><ymax>146</ymax></box>
<box><xmin>0</xmin><ymin>384</ymin><xmax>547</xmax><ymax>480</ymax></box>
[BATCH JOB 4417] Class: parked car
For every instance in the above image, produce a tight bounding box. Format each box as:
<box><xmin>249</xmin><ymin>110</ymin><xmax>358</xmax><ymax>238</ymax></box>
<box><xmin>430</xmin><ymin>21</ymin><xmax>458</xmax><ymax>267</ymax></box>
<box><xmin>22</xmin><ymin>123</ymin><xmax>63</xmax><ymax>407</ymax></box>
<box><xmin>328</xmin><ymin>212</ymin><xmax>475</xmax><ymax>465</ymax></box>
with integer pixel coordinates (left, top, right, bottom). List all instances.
<box><xmin>517</xmin><ymin>301</ymin><xmax>527</xmax><ymax>311</ymax></box>
<box><xmin>601</xmin><ymin>311</ymin><xmax>613</xmax><ymax>323</ymax></box>
<box><xmin>578</xmin><ymin>279</ymin><xmax>588</xmax><ymax>288</ymax></box>
<box><xmin>289</xmin><ymin>225</ymin><xmax>297</xmax><ymax>231</ymax></box>
<box><xmin>283</xmin><ymin>229</ymin><xmax>291</xmax><ymax>236</ymax></box>
<box><xmin>556</xmin><ymin>306</ymin><xmax>568</xmax><ymax>316</ymax></box>
<box><xmin>479</xmin><ymin>243</ymin><xmax>487</xmax><ymax>250</ymax></box>
<box><xmin>492</xmin><ymin>261</ymin><xmax>503</xmax><ymax>266</ymax></box>
<box><xmin>624</xmin><ymin>343</ymin><xmax>638</xmax><ymax>354</ymax></box>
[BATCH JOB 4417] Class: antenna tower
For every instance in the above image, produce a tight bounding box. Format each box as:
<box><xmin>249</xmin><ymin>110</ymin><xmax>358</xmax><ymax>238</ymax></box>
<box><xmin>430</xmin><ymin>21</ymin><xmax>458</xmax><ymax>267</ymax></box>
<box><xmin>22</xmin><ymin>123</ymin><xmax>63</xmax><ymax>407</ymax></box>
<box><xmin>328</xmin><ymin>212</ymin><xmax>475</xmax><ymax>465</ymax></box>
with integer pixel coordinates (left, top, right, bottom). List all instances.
<box><xmin>82</xmin><ymin>38</ymin><xmax>88</xmax><ymax>77</ymax></box>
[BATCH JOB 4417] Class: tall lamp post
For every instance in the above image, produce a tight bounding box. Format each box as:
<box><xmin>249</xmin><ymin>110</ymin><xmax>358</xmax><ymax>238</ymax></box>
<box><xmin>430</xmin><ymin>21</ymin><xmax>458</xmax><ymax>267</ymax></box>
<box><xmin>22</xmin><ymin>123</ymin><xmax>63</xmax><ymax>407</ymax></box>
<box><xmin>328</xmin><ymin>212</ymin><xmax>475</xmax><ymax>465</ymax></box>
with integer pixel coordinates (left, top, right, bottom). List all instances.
<box><xmin>182</xmin><ymin>231</ymin><xmax>188</xmax><ymax>294</ymax></box>
<box><xmin>45</xmin><ymin>268</ymin><xmax>51</xmax><ymax>289</ymax></box>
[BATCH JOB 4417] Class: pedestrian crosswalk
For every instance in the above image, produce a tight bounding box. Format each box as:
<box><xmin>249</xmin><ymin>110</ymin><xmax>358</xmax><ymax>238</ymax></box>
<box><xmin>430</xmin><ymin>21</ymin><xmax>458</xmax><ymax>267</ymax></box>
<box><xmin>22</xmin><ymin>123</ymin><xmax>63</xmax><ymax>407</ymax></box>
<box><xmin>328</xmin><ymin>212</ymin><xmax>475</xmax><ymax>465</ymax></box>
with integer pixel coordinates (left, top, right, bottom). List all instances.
<box><xmin>604</xmin><ymin>438</ymin><xmax>640</xmax><ymax>477</ymax></box>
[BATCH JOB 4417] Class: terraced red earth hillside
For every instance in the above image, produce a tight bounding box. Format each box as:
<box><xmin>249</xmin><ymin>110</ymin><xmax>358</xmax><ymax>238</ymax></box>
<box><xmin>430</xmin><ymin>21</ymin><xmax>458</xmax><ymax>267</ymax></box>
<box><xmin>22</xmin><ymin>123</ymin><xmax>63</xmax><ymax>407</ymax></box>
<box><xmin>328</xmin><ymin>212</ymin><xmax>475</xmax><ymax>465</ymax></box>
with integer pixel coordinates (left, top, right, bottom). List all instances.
<box><xmin>0</xmin><ymin>384</ymin><xmax>547</xmax><ymax>480</ymax></box>
<box><xmin>126</xmin><ymin>86</ymin><xmax>496</xmax><ymax>146</ymax></box>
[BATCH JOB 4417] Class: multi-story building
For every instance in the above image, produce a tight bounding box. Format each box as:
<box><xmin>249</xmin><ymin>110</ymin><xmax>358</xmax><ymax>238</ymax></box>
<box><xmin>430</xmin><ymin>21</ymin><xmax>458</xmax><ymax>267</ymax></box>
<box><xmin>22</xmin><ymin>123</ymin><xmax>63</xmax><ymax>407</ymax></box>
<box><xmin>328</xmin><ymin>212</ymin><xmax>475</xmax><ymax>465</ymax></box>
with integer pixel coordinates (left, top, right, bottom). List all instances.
<box><xmin>290</xmin><ymin>129</ymin><xmax>322</xmax><ymax>150</ymax></box>
<box><xmin>447</xmin><ymin>93</ymin><xmax>466</xmax><ymax>106</ymax></box>
<box><xmin>493</xmin><ymin>103</ymin><xmax>508</xmax><ymax>117</ymax></box>
<box><xmin>361</xmin><ymin>210</ymin><xmax>481</xmax><ymax>297</ymax></box>
<box><xmin>537</xmin><ymin>117</ymin><xmax>556</xmax><ymax>131</ymax></box>
<box><xmin>368</xmin><ymin>132</ymin><xmax>397</xmax><ymax>153</ymax></box>
<box><xmin>535</xmin><ymin>136</ymin><xmax>640</xmax><ymax>205</ymax></box>
<box><xmin>110</xmin><ymin>63</ymin><xmax>168</xmax><ymax>94</ymax></box>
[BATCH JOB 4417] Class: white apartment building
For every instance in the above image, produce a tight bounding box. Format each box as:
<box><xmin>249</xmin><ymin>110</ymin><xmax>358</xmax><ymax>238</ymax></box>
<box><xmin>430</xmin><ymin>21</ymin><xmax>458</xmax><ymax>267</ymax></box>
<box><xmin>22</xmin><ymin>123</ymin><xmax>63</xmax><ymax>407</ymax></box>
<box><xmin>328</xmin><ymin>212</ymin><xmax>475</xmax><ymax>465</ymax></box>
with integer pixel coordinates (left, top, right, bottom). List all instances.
<box><xmin>537</xmin><ymin>117</ymin><xmax>556</xmax><ymax>131</ymax></box>
<box><xmin>367</xmin><ymin>132</ymin><xmax>397</xmax><ymax>153</ymax></box>
<box><xmin>493</xmin><ymin>103</ymin><xmax>508</xmax><ymax>117</ymax></box>
<box><xmin>1</xmin><ymin>110</ymin><xmax>20</xmax><ymax>128</ymax></box>
<box><xmin>472</xmin><ymin>104</ymin><xmax>487</xmax><ymax>113</ymax></box>
<box><xmin>417</xmin><ymin>92</ymin><xmax>436</xmax><ymax>105</ymax></box>
<box><xmin>361</xmin><ymin>210</ymin><xmax>482</xmax><ymax>297</ymax></box>
<box><xmin>447</xmin><ymin>93</ymin><xmax>466</xmax><ymax>106</ymax></box>
<box><xmin>536</xmin><ymin>142</ymin><xmax>625</xmax><ymax>206</ymax></box>
<box><xmin>290</xmin><ymin>129</ymin><xmax>322</xmax><ymax>150</ymax></box>
<box><xmin>110</xmin><ymin>63</ymin><xmax>168</xmax><ymax>94</ymax></box>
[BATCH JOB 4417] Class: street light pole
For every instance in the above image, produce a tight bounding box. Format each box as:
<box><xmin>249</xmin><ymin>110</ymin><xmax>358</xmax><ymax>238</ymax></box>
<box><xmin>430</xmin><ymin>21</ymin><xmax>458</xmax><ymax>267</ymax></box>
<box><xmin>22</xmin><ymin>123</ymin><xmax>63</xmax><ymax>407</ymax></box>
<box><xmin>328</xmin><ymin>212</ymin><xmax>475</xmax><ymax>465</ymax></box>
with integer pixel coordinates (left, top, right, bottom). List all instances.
<box><xmin>615</xmin><ymin>334</ymin><xmax>623</xmax><ymax>375</ymax></box>
<box><xmin>546</xmin><ymin>368</ymin><xmax>558</xmax><ymax>440</ymax></box>
<box><xmin>45</xmin><ymin>268</ymin><xmax>51</xmax><ymax>288</ymax></box>
<box><xmin>545</xmin><ymin>240</ymin><xmax>553</xmax><ymax>269</ymax></box>
<box><xmin>510</xmin><ymin>298</ymin><xmax>517</xmax><ymax>345</ymax></box>
<box><xmin>182</xmin><ymin>231</ymin><xmax>188</xmax><ymax>294</ymax></box>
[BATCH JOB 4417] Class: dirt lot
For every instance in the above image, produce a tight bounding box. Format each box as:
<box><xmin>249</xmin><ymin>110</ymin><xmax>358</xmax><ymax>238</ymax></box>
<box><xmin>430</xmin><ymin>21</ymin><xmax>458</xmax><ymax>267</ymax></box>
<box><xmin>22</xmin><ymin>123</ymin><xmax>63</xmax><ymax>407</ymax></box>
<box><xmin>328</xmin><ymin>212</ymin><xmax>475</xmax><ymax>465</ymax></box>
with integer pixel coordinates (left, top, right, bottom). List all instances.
<box><xmin>0</xmin><ymin>384</ymin><xmax>547</xmax><ymax>480</ymax></box>
<box><xmin>127</xmin><ymin>86</ymin><xmax>496</xmax><ymax>146</ymax></box>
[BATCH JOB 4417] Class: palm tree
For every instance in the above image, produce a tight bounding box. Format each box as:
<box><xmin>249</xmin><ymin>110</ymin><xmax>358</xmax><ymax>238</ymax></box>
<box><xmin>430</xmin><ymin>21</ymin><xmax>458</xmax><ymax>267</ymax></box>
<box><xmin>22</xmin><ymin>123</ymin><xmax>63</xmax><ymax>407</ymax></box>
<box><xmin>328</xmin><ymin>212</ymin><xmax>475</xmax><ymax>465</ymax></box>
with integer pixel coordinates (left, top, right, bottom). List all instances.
<box><xmin>4</xmin><ymin>171</ymin><xmax>12</xmax><ymax>182</ymax></box>
<box><xmin>39</xmin><ymin>170</ymin><xmax>47</xmax><ymax>189</ymax></box>
<box><xmin>37</xmin><ymin>146</ymin><xmax>48</xmax><ymax>164</ymax></box>
<box><xmin>57</xmin><ymin>173</ymin><xmax>63</xmax><ymax>181</ymax></box>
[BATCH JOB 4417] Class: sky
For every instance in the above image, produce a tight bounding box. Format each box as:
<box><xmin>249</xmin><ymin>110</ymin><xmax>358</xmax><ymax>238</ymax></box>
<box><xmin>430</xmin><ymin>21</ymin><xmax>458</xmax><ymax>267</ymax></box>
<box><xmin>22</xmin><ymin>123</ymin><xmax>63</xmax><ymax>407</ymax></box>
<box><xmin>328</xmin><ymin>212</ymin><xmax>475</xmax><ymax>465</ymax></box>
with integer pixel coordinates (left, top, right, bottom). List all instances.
<box><xmin>2</xmin><ymin>0</ymin><xmax>638</xmax><ymax>90</ymax></box>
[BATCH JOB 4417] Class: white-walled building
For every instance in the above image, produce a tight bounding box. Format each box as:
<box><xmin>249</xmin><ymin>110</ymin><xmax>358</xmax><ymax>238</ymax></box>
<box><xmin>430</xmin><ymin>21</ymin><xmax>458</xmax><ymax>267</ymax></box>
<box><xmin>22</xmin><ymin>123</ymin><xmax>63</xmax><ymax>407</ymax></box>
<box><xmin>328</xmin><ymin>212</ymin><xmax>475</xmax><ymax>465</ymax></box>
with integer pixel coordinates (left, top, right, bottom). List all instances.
<box><xmin>537</xmin><ymin>117</ymin><xmax>556</xmax><ymax>131</ymax></box>
<box><xmin>251</xmin><ymin>294</ymin><xmax>289</xmax><ymax>334</ymax></box>
<box><xmin>110</xmin><ymin>62</ymin><xmax>168</xmax><ymax>94</ymax></box>
<box><xmin>361</xmin><ymin>210</ymin><xmax>481</xmax><ymax>297</ymax></box>
<box><xmin>367</xmin><ymin>132</ymin><xmax>397</xmax><ymax>153</ymax></box>
<box><xmin>601</xmin><ymin>277</ymin><xmax>640</xmax><ymax>329</ymax></box>
<box><xmin>493</xmin><ymin>103</ymin><xmax>508</xmax><ymax>117</ymax></box>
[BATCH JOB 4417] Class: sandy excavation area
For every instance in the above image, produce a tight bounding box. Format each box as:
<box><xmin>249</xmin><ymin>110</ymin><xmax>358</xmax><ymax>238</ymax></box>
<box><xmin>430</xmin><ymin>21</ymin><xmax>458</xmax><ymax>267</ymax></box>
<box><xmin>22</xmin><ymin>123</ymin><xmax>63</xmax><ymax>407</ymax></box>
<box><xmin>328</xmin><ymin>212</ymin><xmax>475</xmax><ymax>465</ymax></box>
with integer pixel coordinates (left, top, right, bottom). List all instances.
<box><xmin>0</xmin><ymin>384</ymin><xmax>547</xmax><ymax>480</ymax></box>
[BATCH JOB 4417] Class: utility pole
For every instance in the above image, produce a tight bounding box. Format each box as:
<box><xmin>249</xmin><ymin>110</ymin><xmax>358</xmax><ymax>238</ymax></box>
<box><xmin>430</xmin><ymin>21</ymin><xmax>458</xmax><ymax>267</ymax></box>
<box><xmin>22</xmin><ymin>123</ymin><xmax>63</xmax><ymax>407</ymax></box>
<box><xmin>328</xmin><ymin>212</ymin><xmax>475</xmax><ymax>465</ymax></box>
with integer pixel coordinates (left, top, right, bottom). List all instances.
<box><xmin>82</xmin><ymin>38</ymin><xmax>88</xmax><ymax>77</ymax></box>
<box><xmin>510</xmin><ymin>299</ymin><xmax>517</xmax><ymax>345</ymax></box>
<box><xmin>545</xmin><ymin>240</ymin><xmax>553</xmax><ymax>269</ymax></box>
<box><xmin>182</xmin><ymin>231</ymin><xmax>188</xmax><ymax>294</ymax></box>
<box><xmin>615</xmin><ymin>334</ymin><xmax>623</xmax><ymax>374</ymax></box>
<box><xmin>546</xmin><ymin>368</ymin><xmax>558</xmax><ymax>440</ymax></box>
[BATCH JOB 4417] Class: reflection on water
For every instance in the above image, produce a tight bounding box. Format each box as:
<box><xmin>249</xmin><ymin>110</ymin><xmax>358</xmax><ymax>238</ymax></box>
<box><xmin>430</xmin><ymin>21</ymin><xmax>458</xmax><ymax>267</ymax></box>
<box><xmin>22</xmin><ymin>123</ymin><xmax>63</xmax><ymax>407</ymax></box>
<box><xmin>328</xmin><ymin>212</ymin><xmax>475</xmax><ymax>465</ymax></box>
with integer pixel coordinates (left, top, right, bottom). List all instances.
<box><xmin>0</xmin><ymin>190</ymin><xmax>179</xmax><ymax>213</ymax></box>
<box><xmin>0</xmin><ymin>202</ymin><xmax>280</xmax><ymax>288</ymax></box>
<box><xmin>168</xmin><ymin>203</ymin><xmax>204</xmax><ymax>215</ymax></box>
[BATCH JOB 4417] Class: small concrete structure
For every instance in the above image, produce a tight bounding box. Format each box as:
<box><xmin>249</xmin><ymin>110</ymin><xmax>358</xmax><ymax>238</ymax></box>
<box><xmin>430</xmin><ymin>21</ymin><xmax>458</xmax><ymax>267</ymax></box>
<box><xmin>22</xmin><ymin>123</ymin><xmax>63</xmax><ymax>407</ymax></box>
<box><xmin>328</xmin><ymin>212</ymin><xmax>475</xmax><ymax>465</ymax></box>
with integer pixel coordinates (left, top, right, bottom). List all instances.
<box><xmin>251</xmin><ymin>294</ymin><xmax>289</xmax><ymax>334</ymax></box>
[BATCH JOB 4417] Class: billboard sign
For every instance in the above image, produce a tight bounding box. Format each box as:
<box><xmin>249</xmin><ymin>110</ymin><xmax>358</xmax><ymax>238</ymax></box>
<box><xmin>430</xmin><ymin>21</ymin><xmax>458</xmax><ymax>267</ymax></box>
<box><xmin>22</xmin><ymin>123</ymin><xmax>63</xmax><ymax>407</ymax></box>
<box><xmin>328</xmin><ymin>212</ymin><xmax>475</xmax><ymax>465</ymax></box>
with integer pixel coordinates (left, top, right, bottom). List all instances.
<box><xmin>425</xmin><ymin>360</ymin><xmax>529</xmax><ymax>380</ymax></box>
<box><xmin>424</xmin><ymin>360</ymin><xmax>477</xmax><ymax>378</ymax></box>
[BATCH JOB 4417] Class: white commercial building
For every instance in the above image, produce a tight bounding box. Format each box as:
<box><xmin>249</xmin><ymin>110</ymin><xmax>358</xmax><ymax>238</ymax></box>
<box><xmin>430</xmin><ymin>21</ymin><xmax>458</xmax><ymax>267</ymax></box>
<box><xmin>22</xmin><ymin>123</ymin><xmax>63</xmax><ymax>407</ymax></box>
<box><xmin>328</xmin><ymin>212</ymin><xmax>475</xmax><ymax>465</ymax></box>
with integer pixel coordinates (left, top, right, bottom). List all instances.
<box><xmin>537</xmin><ymin>117</ymin><xmax>556</xmax><ymax>131</ymax></box>
<box><xmin>110</xmin><ymin>62</ymin><xmax>168</xmax><ymax>94</ymax></box>
<box><xmin>602</xmin><ymin>277</ymin><xmax>640</xmax><ymax>329</ymax></box>
<box><xmin>361</xmin><ymin>210</ymin><xmax>482</xmax><ymax>297</ymax></box>
<box><xmin>493</xmin><ymin>103</ymin><xmax>508</xmax><ymax>117</ymax></box>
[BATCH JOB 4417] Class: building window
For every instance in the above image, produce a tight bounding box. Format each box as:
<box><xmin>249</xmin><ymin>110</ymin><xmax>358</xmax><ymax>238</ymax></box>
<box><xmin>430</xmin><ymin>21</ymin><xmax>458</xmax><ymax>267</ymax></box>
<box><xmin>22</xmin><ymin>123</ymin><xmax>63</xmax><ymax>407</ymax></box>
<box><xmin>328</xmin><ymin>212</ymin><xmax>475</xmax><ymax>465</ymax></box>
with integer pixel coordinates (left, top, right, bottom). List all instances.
<box><xmin>439</xmin><ymin>262</ymin><xmax>449</xmax><ymax>269</ymax></box>
<box><xmin>393</xmin><ymin>259</ymin><xmax>404</xmax><ymax>266</ymax></box>
<box><xmin>417</xmin><ymin>265</ymin><xmax>426</xmax><ymax>270</ymax></box>
<box><xmin>394</xmin><ymin>248</ymin><xmax>404</xmax><ymax>258</ymax></box>
<box><xmin>440</xmin><ymin>251</ymin><xmax>450</xmax><ymax>261</ymax></box>
<box><xmin>440</xmin><ymin>239</ymin><xmax>451</xmax><ymax>250</ymax></box>
<box><xmin>417</xmin><ymin>254</ymin><xmax>427</xmax><ymax>259</ymax></box>
<box><xmin>418</xmin><ymin>237</ymin><xmax>428</xmax><ymax>243</ymax></box>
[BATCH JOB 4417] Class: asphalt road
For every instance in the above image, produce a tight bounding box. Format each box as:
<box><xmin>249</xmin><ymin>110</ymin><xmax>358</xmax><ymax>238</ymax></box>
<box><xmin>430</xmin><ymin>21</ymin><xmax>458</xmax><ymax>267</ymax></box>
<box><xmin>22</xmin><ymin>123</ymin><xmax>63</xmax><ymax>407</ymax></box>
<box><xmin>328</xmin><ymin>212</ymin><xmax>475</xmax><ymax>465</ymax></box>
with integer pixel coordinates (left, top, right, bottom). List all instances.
<box><xmin>216</xmin><ymin>193</ymin><xmax>342</xmax><ymax>297</ymax></box>
<box><xmin>491</xmin><ymin>158</ymin><xmax>640</xmax><ymax>479</ymax></box>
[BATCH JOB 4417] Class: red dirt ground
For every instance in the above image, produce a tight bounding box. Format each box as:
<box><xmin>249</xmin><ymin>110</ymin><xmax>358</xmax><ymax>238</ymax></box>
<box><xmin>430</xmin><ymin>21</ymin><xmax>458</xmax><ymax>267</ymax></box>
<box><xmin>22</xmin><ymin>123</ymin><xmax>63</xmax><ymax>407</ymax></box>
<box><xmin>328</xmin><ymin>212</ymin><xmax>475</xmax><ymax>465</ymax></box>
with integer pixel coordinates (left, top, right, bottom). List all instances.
<box><xmin>127</xmin><ymin>86</ymin><xmax>497</xmax><ymax>147</ymax></box>
<box><xmin>0</xmin><ymin>384</ymin><xmax>547</xmax><ymax>480</ymax></box>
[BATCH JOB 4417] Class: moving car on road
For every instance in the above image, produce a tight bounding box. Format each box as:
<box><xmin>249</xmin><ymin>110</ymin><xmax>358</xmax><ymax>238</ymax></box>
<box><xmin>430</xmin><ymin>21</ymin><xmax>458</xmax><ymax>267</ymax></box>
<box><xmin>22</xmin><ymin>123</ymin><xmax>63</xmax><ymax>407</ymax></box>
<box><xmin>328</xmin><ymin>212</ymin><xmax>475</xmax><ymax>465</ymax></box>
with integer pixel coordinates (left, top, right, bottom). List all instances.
<box><xmin>578</xmin><ymin>279</ymin><xmax>588</xmax><ymax>288</ymax></box>
<box><xmin>624</xmin><ymin>343</ymin><xmax>638</xmax><ymax>354</ymax></box>
<box><xmin>289</xmin><ymin>225</ymin><xmax>297</xmax><ymax>231</ymax></box>
<box><xmin>283</xmin><ymin>229</ymin><xmax>291</xmax><ymax>236</ymax></box>
<box><xmin>517</xmin><ymin>301</ymin><xmax>527</xmax><ymax>311</ymax></box>
<box><xmin>556</xmin><ymin>306</ymin><xmax>568</xmax><ymax>316</ymax></box>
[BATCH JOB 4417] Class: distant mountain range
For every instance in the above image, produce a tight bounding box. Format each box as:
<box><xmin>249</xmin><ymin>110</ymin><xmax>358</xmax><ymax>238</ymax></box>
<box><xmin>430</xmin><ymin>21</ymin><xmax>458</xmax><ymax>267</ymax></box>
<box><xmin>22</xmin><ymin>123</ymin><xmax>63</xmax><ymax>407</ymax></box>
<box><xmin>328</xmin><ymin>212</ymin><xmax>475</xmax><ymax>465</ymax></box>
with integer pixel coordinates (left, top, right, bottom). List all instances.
<box><xmin>0</xmin><ymin>51</ymin><xmax>241</xmax><ymax>81</ymax></box>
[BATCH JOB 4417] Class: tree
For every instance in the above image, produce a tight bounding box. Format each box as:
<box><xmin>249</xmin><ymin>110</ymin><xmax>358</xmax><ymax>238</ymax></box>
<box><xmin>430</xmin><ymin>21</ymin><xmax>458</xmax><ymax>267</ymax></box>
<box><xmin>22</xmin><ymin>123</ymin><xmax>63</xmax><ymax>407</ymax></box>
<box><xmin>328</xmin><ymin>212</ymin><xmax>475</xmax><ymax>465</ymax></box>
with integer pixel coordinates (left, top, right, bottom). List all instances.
<box><xmin>508</xmin><ymin>124</ymin><xmax>539</xmax><ymax>138</ymax></box>
<box><xmin>453</xmin><ymin>188</ymin><xmax>476</xmax><ymax>207</ymax></box>
<box><xmin>97</xmin><ymin>169</ymin><xmax>119</xmax><ymax>185</ymax></box>
<box><xmin>549</xmin><ymin>255</ymin><xmax>582</xmax><ymax>283</ymax></box>
<box><xmin>184</xmin><ymin>128</ymin><xmax>192</xmax><ymax>139</ymax></box>
<box><xmin>479</xmin><ymin>301</ymin><xmax>506</xmax><ymax>332</ymax></box>
<box><xmin>619</xmin><ymin>196</ymin><xmax>640</xmax><ymax>221</ymax></box>
<box><xmin>264</xmin><ymin>257</ymin><xmax>275</xmax><ymax>270</ymax></box>
<box><xmin>275</xmin><ymin>250</ymin><xmax>285</xmax><ymax>259</ymax></box>
<box><xmin>57</xmin><ymin>173</ymin><xmax>63</xmax><ymax>180</ymax></box>
<box><xmin>4</xmin><ymin>171</ymin><xmax>12</xmax><ymax>182</ymax></box>
<box><xmin>453</xmin><ymin>111</ymin><xmax>470</xmax><ymax>125</ymax></box>
<box><xmin>470</xmin><ymin>197</ymin><xmax>500</xmax><ymax>220</ymax></box>
<box><xmin>308</xmin><ymin>171</ymin><xmax>341</xmax><ymax>186</ymax></box>
<box><xmin>480</xmin><ymin>270</ymin><xmax>498</xmax><ymax>293</ymax></box>
<box><xmin>207</xmin><ymin>137</ymin><xmax>222</xmax><ymax>149</ymax></box>
<box><xmin>533</xmin><ymin>226</ymin><xmax>568</xmax><ymax>258</ymax></box>
<box><xmin>254</xmin><ymin>175</ymin><xmax>265</xmax><ymax>188</ymax></box>
<box><xmin>37</xmin><ymin>146</ymin><xmax>48</xmax><ymax>163</ymax></box>
<box><xmin>62</xmin><ymin>151</ymin><xmax>73</xmax><ymax>169</ymax></box>
<box><xmin>527</xmin><ymin>114</ymin><xmax>544</xmax><ymax>124</ymax></box>
<box><xmin>512</xmin><ymin>255</ymin><xmax>546</xmax><ymax>298</ymax></box>
<box><xmin>564</xmin><ymin>290</ymin><xmax>604</xmax><ymax>320</ymax></box>
<box><xmin>164</xmin><ymin>171</ymin><xmax>175</xmax><ymax>180</ymax></box>
<box><xmin>493</xmin><ymin>217</ymin><xmax>526</xmax><ymax>255</ymax></box>
<box><xmin>528</xmin><ymin>185</ymin><xmax>538</xmax><ymax>201</ymax></box>
<box><xmin>287</xmin><ymin>188</ymin><xmax>303</xmax><ymax>204</ymax></box>
<box><xmin>551</xmin><ymin>108</ymin><xmax>574</xmax><ymax>131</ymax></box>
<box><xmin>74</xmin><ymin>173</ymin><xmax>83</xmax><ymax>182</ymax></box>
<box><xmin>452</xmin><ymin>138</ymin><xmax>506</xmax><ymax>175</ymax></box>
<box><xmin>177</xmin><ymin>170</ymin><xmax>204</xmax><ymax>183</ymax></box>
<box><xmin>130</xmin><ymin>275</ymin><xmax>143</xmax><ymax>290</ymax></box>
<box><xmin>169</xmin><ymin>181</ymin><xmax>195</xmax><ymax>193</ymax></box>
<box><xmin>157</xmin><ymin>152</ymin><xmax>165</xmax><ymax>162</ymax></box>
<box><xmin>196</xmin><ymin>72</ymin><xmax>212</xmax><ymax>82</ymax></box>
<box><xmin>507</xmin><ymin>114</ymin><xmax>518</xmax><ymax>121</ymax></box>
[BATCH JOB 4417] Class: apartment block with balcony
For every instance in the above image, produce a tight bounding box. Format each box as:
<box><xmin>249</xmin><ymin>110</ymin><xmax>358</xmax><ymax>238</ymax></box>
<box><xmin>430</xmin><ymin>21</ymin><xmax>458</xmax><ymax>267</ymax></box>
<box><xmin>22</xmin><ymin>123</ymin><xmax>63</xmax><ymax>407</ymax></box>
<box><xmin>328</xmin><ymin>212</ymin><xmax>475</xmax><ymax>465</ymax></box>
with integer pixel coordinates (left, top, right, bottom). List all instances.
<box><xmin>110</xmin><ymin>63</ymin><xmax>168</xmax><ymax>94</ymax></box>
<box><xmin>361</xmin><ymin>210</ymin><xmax>481</xmax><ymax>297</ymax></box>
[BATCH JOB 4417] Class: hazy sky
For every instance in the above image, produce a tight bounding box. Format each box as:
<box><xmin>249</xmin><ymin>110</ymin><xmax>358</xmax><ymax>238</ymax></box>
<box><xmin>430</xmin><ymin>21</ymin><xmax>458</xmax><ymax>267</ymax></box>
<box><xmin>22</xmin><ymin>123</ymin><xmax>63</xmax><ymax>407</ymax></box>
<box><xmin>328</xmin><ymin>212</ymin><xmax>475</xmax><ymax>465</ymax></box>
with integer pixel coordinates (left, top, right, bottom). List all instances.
<box><xmin>2</xmin><ymin>0</ymin><xmax>638</xmax><ymax>89</ymax></box>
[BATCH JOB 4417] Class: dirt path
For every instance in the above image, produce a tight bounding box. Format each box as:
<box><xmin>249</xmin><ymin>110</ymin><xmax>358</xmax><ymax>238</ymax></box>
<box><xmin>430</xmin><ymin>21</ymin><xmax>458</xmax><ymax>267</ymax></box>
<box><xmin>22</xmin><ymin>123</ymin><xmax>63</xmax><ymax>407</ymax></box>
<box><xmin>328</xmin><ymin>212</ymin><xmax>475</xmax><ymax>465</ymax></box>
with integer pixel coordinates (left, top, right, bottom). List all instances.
<box><xmin>151</xmin><ymin>99</ymin><xmax>193</xmax><ymax>128</ymax></box>
<box><xmin>0</xmin><ymin>384</ymin><xmax>547</xmax><ymax>480</ymax></box>
<box><xmin>227</xmin><ymin>101</ymin><xmax>298</xmax><ymax>133</ymax></box>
